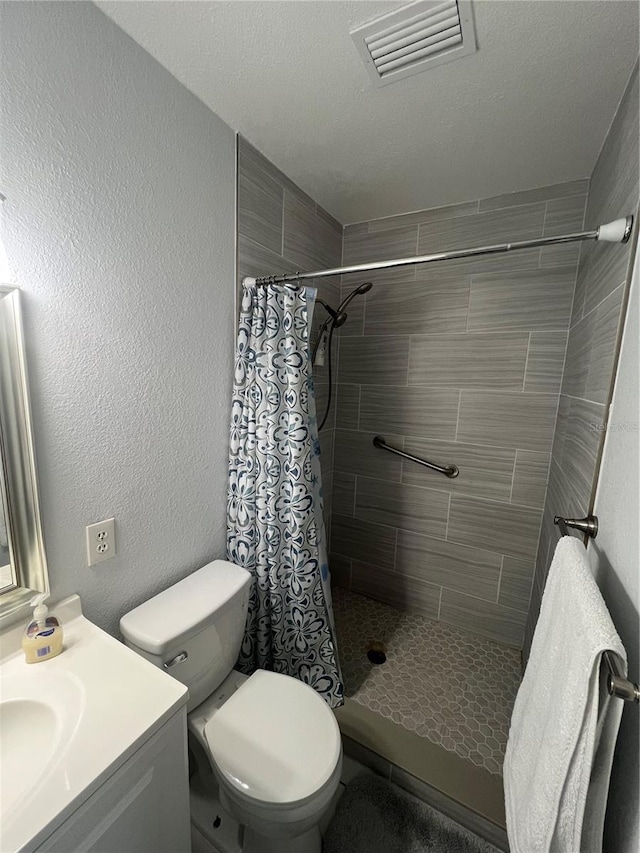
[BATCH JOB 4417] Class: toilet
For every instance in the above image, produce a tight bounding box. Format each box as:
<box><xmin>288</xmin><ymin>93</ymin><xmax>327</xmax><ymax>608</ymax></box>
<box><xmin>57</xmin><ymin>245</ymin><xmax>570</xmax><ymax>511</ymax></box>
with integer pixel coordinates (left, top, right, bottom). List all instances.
<box><xmin>120</xmin><ymin>559</ymin><xmax>342</xmax><ymax>853</ymax></box>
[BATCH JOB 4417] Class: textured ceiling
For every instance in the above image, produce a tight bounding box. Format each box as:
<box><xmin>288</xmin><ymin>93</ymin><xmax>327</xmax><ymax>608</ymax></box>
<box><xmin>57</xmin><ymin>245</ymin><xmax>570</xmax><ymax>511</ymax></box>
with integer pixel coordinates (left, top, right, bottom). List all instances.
<box><xmin>96</xmin><ymin>1</ymin><xmax>639</xmax><ymax>223</ymax></box>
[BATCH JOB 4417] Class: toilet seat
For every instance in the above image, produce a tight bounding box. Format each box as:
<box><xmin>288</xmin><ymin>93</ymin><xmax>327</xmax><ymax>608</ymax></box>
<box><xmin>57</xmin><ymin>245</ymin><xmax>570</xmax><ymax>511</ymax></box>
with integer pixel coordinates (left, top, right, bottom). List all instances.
<box><xmin>203</xmin><ymin>669</ymin><xmax>341</xmax><ymax>806</ymax></box>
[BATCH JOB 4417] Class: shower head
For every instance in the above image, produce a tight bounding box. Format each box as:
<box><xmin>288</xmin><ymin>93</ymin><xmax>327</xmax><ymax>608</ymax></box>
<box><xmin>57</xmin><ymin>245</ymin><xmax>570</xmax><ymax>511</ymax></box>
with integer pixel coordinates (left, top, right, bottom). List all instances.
<box><xmin>317</xmin><ymin>299</ymin><xmax>347</xmax><ymax>327</ymax></box>
<box><xmin>338</xmin><ymin>281</ymin><xmax>373</xmax><ymax>313</ymax></box>
<box><xmin>312</xmin><ymin>282</ymin><xmax>372</xmax><ymax>431</ymax></box>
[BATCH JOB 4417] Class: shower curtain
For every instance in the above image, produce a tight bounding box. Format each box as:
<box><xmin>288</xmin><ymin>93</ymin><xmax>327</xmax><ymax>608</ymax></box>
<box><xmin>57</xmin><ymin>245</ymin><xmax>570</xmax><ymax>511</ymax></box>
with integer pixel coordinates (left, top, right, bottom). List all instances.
<box><xmin>227</xmin><ymin>281</ymin><xmax>343</xmax><ymax>708</ymax></box>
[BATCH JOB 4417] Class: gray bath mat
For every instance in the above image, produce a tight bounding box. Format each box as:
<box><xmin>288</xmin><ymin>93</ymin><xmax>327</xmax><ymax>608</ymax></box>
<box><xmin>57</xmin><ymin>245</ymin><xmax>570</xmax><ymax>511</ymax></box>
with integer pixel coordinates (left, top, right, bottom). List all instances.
<box><xmin>323</xmin><ymin>773</ymin><xmax>502</xmax><ymax>853</ymax></box>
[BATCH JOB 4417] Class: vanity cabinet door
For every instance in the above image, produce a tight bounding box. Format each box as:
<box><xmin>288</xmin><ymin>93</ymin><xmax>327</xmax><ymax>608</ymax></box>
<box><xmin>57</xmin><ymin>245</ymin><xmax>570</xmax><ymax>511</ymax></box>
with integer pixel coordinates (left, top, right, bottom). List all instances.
<box><xmin>34</xmin><ymin>711</ymin><xmax>190</xmax><ymax>853</ymax></box>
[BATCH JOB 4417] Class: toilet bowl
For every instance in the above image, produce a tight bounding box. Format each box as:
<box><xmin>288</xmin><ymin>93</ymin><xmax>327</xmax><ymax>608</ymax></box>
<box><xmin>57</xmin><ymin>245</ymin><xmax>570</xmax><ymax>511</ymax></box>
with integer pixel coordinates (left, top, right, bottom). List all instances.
<box><xmin>120</xmin><ymin>559</ymin><xmax>342</xmax><ymax>853</ymax></box>
<box><xmin>190</xmin><ymin>668</ymin><xmax>342</xmax><ymax>853</ymax></box>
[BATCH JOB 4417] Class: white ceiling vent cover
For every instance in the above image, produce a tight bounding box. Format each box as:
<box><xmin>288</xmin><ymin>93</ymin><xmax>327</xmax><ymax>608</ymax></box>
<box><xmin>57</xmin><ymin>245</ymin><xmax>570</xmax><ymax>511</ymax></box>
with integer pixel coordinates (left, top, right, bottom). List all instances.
<box><xmin>351</xmin><ymin>0</ymin><xmax>476</xmax><ymax>87</ymax></box>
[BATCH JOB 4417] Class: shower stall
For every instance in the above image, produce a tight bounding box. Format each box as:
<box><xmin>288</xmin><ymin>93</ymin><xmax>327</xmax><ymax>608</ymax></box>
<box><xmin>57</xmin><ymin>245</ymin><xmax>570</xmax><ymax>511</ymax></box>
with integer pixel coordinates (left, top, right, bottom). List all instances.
<box><xmin>236</xmin><ymin>59</ymin><xmax>639</xmax><ymax>836</ymax></box>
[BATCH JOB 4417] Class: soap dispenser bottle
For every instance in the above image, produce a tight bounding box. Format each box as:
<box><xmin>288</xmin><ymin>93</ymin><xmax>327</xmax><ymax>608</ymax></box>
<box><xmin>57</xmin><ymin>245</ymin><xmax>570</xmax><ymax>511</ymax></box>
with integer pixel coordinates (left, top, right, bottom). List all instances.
<box><xmin>22</xmin><ymin>594</ymin><xmax>64</xmax><ymax>663</ymax></box>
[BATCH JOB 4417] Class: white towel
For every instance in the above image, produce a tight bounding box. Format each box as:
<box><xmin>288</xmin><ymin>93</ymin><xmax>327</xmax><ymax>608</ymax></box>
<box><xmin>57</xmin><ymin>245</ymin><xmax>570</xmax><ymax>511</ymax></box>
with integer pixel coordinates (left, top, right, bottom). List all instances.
<box><xmin>504</xmin><ymin>536</ymin><xmax>626</xmax><ymax>853</ymax></box>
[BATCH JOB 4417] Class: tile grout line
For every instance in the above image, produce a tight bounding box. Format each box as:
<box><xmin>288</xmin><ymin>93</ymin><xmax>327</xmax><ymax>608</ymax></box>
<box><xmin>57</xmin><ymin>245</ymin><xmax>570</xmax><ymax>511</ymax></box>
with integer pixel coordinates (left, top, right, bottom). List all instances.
<box><xmin>352</xmin><ymin>189</ymin><xmax>585</xmax><ymax>231</ymax></box>
<box><xmin>574</xmin><ymin>251</ymin><xmax>589</xmax><ymax>326</ymax></box>
<box><xmin>241</xmin><ymin>229</ymin><xmax>291</xmax><ymax>263</ymax></box>
<box><xmin>476</xmin><ymin>187</ymin><xmax>587</xmax><ymax>215</ymax></box>
<box><xmin>463</xmin><ymin>258</ymin><xmax>575</xmax><ymax>288</ymax></box>
<box><xmin>464</xmin><ymin>279</ymin><xmax>471</xmax><ymax>333</ymax></box>
<box><xmin>453</xmin><ymin>390</ymin><xmax>462</xmax><ymax>441</ymax></box>
<box><xmin>496</xmin><ymin>555</ymin><xmax>504</xmax><ymax>605</ymax></box>
<box><xmin>352</xmin><ymin>382</ymin><xmax>564</xmax><ymax>396</ymax></box>
<box><xmin>509</xmin><ymin>451</ymin><xmax>518</xmax><ymax>504</ymax></box>
<box><xmin>361</xmin><ymin>291</ymin><xmax>368</xmax><ymax>337</ymax></box>
<box><xmin>571</xmin><ymin>278</ymin><xmax>627</xmax><ymax>329</ymax></box>
<box><xmin>522</xmin><ymin>332</ymin><xmax>532</xmax><ymax>391</ymax></box>
<box><xmin>404</xmin><ymin>336</ymin><xmax>410</xmax><ymax>386</ymax></box>
<box><xmin>444</xmin><ymin>492</ymin><xmax>452</xmax><ymax>542</ymax></box>
<box><xmin>334</xmin><ymin>425</ymin><xmax>552</xmax><ymax>456</ymax></box>
<box><xmin>353</xmin><ymin>471</ymin><xmax>544</xmax><ymax>510</ymax></box>
<box><xmin>393</xmin><ymin>526</ymin><xmax>399</xmax><ymax>573</ymax></box>
<box><xmin>561</xmin><ymin>392</ymin><xmax>608</xmax><ymax>407</ymax></box>
<box><xmin>281</xmin><ymin>187</ymin><xmax>285</xmax><ymax>256</ymax></box>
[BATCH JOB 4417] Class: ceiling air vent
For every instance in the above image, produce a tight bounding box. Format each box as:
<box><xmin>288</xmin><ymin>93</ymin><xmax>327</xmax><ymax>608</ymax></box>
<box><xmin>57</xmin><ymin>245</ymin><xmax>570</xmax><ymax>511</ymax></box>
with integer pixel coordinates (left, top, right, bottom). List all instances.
<box><xmin>351</xmin><ymin>0</ymin><xmax>476</xmax><ymax>87</ymax></box>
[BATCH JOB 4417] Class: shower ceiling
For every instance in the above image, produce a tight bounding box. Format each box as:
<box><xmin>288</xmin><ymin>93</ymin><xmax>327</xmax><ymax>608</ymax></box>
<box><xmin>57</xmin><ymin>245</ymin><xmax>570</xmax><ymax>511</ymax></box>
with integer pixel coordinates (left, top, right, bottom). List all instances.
<box><xmin>96</xmin><ymin>1</ymin><xmax>638</xmax><ymax>224</ymax></box>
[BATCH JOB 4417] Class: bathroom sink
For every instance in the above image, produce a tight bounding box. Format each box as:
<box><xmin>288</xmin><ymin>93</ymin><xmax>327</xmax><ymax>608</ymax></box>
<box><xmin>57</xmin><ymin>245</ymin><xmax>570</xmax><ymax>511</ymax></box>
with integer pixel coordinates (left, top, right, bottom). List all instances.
<box><xmin>0</xmin><ymin>594</ymin><xmax>188</xmax><ymax>853</ymax></box>
<box><xmin>1</xmin><ymin>701</ymin><xmax>57</xmax><ymax>811</ymax></box>
<box><xmin>0</xmin><ymin>670</ymin><xmax>84</xmax><ymax>818</ymax></box>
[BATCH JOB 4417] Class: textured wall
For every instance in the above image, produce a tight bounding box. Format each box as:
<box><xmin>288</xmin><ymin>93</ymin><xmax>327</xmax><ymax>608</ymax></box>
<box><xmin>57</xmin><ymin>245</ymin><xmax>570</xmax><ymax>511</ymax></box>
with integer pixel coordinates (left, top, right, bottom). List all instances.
<box><xmin>236</xmin><ymin>136</ymin><xmax>343</xmax><ymax>536</ymax></box>
<box><xmin>524</xmin><ymin>63</ymin><xmax>639</xmax><ymax>656</ymax></box>
<box><xmin>0</xmin><ymin>2</ymin><xmax>236</xmax><ymax>636</ymax></box>
<box><xmin>588</xmin><ymin>245</ymin><xmax>639</xmax><ymax>853</ymax></box>
<box><xmin>329</xmin><ymin>181</ymin><xmax>589</xmax><ymax>647</ymax></box>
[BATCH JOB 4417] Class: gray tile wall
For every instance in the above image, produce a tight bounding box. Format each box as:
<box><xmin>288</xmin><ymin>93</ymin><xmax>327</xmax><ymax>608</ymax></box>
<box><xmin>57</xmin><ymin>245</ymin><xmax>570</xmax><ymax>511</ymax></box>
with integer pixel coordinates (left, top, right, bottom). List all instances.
<box><xmin>331</xmin><ymin>180</ymin><xmax>589</xmax><ymax>648</ymax></box>
<box><xmin>236</xmin><ymin>136</ymin><xmax>343</xmax><ymax>536</ymax></box>
<box><xmin>235</xmin><ymin>62</ymin><xmax>639</xmax><ymax>657</ymax></box>
<box><xmin>523</xmin><ymin>63</ymin><xmax>640</xmax><ymax>659</ymax></box>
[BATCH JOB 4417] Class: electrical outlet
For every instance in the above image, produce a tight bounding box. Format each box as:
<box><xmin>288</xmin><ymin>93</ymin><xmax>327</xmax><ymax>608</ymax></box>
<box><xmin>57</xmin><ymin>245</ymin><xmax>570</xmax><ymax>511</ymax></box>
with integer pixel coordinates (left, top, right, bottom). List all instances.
<box><xmin>86</xmin><ymin>517</ymin><xmax>116</xmax><ymax>567</ymax></box>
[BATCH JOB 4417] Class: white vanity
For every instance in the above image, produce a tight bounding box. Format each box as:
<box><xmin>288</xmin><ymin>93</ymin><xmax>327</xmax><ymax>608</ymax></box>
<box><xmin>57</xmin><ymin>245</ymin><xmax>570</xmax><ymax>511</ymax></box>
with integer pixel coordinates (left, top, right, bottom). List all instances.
<box><xmin>0</xmin><ymin>595</ymin><xmax>191</xmax><ymax>853</ymax></box>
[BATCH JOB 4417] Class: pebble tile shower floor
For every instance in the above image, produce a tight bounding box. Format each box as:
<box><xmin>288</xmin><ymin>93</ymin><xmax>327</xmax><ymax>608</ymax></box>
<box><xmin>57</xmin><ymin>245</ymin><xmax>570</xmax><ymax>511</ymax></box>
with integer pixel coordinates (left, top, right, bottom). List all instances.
<box><xmin>333</xmin><ymin>587</ymin><xmax>522</xmax><ymax>775</ymax></box>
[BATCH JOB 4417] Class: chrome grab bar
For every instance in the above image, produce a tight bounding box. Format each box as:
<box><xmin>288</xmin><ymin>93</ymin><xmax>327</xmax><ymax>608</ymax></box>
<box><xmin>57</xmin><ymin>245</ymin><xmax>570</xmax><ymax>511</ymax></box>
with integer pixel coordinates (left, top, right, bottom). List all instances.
<box><xmin>373</xmin><ymin>435</ymin><xmax>459</xmax><ymax>478</ymax></box>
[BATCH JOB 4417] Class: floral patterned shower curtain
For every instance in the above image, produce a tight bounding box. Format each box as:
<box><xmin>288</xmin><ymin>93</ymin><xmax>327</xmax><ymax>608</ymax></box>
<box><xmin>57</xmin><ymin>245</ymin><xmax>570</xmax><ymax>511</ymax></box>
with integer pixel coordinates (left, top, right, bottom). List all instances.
<box><xmin>227</xmin><ymin>282</ymin><xmax>343</xmax><ymax>708</ymax></box>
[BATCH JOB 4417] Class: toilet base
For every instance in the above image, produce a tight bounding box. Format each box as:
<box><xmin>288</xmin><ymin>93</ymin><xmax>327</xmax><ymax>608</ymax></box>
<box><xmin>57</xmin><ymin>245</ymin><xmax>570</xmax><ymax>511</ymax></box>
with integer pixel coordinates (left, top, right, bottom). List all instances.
<box><xmin>190</xmin><ymin>771</ymin><xmax>241</xmax><ymax>853</ymax></box>
<box><xmin>190</xmin><ymin>769</ymin><xmax>327</xmax><ymax>853</ymax></box>
<box><xmin>219</xmin><ymin>786</ymin><xmax>324</xmax><ymax>853</ymax></box>
<box><xmin>242</xmin><ymin>825</ymin><xmax>320</xmax><ymax>853</ymax></box>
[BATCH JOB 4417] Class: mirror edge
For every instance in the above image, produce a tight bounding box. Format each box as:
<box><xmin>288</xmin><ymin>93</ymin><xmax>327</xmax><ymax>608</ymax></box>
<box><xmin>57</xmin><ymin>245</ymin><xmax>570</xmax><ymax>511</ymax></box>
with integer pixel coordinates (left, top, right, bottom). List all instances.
<box><xmin>0</xmin><ymin>285</ymin><xmax>49</xmax><ymax>626</ymax></box>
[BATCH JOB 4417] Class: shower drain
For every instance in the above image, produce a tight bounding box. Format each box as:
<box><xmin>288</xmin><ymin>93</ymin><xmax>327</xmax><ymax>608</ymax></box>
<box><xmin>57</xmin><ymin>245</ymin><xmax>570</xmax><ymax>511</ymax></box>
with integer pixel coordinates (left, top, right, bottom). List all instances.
<box><xmin>367</xmin><ymin>641</ymin><xmax>386</xmax><ymax>665</ymax></box>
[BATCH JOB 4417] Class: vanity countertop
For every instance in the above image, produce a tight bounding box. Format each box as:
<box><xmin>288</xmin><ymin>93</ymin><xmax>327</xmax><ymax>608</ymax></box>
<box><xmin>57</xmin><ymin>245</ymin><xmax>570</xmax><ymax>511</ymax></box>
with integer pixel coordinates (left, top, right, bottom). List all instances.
<box><xmin>0</xmin><ymin>595</ymin><xmax>188</xmax><ymax>852</ymax></box>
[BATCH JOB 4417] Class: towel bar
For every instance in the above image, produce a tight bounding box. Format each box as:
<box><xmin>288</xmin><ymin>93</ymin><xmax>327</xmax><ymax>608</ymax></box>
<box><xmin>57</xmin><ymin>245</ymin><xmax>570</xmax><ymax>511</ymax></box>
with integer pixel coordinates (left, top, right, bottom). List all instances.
<box><xmin>555</xmin><ymin>514</ymin><xmax>638</xmax><ymax>702</ymax></box>
<box><xmin>554</xmin><ymin>514</ymin><xmax>598</xmax><ymax>538</ymax></box>
<box><xmin>603</xmin><ymin>651</ymin><xmax>640</xmax><ymax>704</ymax></box>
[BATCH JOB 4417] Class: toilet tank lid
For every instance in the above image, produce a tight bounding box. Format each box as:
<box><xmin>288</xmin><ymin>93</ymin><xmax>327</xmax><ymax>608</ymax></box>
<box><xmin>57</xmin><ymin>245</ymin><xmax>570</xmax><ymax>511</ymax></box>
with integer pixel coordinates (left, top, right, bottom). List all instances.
<box><xmin>120</xmin><ymin>559</ymin><xmax>251</xmax><ymax>655</ymax></box>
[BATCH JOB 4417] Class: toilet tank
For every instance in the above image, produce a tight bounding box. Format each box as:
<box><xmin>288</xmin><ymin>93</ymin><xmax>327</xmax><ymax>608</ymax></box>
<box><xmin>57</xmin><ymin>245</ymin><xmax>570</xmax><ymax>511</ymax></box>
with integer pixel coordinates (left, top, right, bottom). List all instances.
<box><xmin>120</xmin><ymin>560</ymin><xmax>251</xmax><ymax>711</ymax></box>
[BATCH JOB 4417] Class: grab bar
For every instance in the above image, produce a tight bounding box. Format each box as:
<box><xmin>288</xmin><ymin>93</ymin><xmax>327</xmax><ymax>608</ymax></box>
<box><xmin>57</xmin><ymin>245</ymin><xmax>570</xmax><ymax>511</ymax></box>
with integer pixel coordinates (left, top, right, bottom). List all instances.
<box><xmin>373</xmin><ymin>435</ymin><xmax>459</xmax><ymax>478</ymax></box>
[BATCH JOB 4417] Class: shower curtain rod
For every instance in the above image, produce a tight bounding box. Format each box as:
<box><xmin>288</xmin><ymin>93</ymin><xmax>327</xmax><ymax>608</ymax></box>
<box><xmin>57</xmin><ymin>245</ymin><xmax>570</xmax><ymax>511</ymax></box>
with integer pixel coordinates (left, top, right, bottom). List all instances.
<box><xmin>242</xmin><ymin>215</ymin><xmax>633</xmax><ymax>286</ymax></box>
